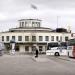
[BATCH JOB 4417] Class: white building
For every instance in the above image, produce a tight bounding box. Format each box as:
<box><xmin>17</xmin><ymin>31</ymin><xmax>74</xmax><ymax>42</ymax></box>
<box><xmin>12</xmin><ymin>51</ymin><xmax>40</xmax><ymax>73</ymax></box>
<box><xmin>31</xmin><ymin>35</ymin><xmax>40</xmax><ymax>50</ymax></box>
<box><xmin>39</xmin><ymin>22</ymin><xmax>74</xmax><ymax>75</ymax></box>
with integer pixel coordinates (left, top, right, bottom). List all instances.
<box><xmin>0</xmin><ymin>19</ymin><xmax>72</xmax><ymax>53</ymax></box>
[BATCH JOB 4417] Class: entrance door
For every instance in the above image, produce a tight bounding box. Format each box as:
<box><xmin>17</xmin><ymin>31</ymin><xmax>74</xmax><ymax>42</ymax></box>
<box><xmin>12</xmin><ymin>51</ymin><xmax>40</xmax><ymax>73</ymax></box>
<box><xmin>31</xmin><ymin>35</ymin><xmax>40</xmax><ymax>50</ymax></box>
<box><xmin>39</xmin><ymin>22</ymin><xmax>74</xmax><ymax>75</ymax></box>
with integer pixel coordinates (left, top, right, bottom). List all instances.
<box><xmin>32</xmin><ymin>46</ymin><xmax>36</xmax><ymax>53</ymax></box>
<box><xmin>15</xmin><ymin>45</ymin><xmax>19</xmax><ymax>52</ymax></box>
<box><xmin>25</xmin><ymin>46</ymin><xmax>29</xmax><ymax>53</ymax></box>
<box><xmin>39</xmin><ymin>46</ymin><xmax>43</xmax><ymax>53</ymax></box>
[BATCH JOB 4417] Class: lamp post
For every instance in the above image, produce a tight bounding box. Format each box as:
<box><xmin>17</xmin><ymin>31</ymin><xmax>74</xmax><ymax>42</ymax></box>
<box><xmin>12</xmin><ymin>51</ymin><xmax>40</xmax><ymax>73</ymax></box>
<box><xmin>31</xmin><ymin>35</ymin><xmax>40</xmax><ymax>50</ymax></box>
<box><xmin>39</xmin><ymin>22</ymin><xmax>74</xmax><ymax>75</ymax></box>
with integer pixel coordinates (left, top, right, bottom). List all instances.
<box><xmin>10</xmin><ymin>39</ymin><xmax>15</xmax><ymax>55</ymax></box>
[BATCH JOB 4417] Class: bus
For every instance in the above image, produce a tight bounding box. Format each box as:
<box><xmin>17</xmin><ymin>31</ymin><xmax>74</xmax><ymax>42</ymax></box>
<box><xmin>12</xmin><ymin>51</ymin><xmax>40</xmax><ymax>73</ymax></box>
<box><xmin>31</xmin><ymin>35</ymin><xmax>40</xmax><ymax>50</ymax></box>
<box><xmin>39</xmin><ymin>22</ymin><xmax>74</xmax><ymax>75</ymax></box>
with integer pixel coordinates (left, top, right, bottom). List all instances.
<box><xmin>67</xmin><ymin>39</ymin><xmax>75</xmax><ymax>57</ymax></box>
<box><xmin>46</xmin><ymin>42</ymin><xmax>67</xmax><ymax>56</ymax></box>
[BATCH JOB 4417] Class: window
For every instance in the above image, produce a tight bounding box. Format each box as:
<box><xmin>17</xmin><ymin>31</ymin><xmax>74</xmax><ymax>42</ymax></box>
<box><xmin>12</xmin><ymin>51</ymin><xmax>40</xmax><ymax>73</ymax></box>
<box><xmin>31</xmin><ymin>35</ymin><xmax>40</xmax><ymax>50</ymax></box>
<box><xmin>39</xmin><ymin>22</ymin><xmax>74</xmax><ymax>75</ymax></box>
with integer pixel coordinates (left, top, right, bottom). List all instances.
<box><xmin>25</xmin><ymin>36</ymin><xmax>29</xmax><ymax>41</ymax></box>
<box><xmin>45</xmin><ymin>36</ymin><xmax>49</xmax><ymax>41</ymax></box>
<box><xmin>37</xmin><ymin>22</ymin><xmax>40</xmax><ymax>27</ymax></box>
<box><xmin>6</xmin><ymin>36</ymin><xmax>9</xmax><ymax>41</ymax></box>
<box><xmin>25</xmin><ymin>22</ymin><xmax>27</xmax><ymax>27</ymax></box>
<box><xmin>22</xmin><ymin>22</ymin><xmax>24</xmax><ymax>27</ymax></box>
<box><xmin>15</xmin><ymin>45</ymin><xmax>19</xmax><ymax>51</ymax></box>
<box><xmin>60</xmin><ymin>36</ymin><xmax>62</xmax><ymax>42</ymax></box>
<box><xmin>25</xmin><ymin>46</ymin><xmax>29</xmax><ymax>51</ymax></box>
<box><xmin>39</xmin><ymin>46</ymin><xmax>43</xmax><ymax>51</ymax></box>
<box><xmin>32</xmin><ymin>22</ymin><xmax>34</xmax><ymax>24</ymax></box>
<box><xmin>32</xmin><ymin>46</ymin><xmax>37</xmax><ymax>53</ymax></box>
<box><xmin>32</xmin><ymin>22</ymin><xmax>35</xmax><ymax>27</ymax></box>
<box><xmin>12</xmin><ymin>36</ymin><xmax>15</xmax><ymax>41</ymax></box>
<box><xmin>39</xmin><ymin>36</ymin><xmax>43</xmax><ymax>41</ymax></box>
<box><xmin>32</xmin><ymin>36</ymin><xmax>36</xmax><ymax>41</ymax></box>
<box><xmin>51</xmin><ymin>36</ymin><xmax>54</xmax><ymax>41</ymax></box>
<box><xmin>18</xmin><ymin>36</ymin><xmax>22</xmax><ymax>41</ymax></box>
<box><xmin>56</xmin><ymin>36</ymin><xmax>59</xmax><ymax>41</ymax></box>
<box><xmin>2</xmin><ymin>36</ymin><xmax>4</xmax><ymax>41</ymax></box>
<box><xmin>20</xmin><ymin>22</ymin><xmax>21</xmax><ymax>27</ymax></box>
<box><xmin>65</xmin><ymin>36</ymin><xmax>68</xmax><ymax>41</ymax></box>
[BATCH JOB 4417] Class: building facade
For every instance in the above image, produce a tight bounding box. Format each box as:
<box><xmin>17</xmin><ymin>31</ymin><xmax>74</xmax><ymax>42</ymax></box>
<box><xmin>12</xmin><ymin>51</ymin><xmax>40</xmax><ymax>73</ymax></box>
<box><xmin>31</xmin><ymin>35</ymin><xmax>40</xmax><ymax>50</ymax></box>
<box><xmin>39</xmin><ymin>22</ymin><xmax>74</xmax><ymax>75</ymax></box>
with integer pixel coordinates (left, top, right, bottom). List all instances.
<box><xmin>0</xmin><ymin>19</ymin><xmax>72</xmax><ymax>53</ymax></box>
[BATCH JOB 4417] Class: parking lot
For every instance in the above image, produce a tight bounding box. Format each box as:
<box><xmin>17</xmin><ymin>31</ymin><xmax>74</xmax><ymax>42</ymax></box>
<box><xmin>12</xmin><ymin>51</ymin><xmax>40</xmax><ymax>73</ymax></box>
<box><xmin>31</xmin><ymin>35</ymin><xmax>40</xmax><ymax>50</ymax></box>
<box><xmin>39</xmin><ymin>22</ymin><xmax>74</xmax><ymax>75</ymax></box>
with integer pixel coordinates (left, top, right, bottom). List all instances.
<box><xmin>0</xmin><ymin>54</ymin><xmax>75</xmax><ymax>75</ymax></box>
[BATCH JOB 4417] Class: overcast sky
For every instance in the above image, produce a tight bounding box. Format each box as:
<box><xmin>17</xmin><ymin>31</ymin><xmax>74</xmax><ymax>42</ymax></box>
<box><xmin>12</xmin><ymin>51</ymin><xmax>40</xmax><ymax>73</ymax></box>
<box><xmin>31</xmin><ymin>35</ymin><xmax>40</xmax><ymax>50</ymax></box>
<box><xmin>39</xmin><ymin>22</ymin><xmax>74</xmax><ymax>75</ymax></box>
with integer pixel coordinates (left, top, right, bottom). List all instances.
<box><xmin>0</xmin><ymin>0</ymin><xmax>75</xmax><ymax>32</ymax></box>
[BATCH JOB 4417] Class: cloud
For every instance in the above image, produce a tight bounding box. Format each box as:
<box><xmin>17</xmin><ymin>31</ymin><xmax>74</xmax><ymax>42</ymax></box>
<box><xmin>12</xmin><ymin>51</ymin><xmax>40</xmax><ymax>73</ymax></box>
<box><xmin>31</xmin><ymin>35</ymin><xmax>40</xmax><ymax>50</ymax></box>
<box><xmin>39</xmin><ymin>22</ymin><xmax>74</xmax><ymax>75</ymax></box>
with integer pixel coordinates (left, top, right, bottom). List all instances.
<box><xmin>0</xmin><ymin>13</ymin><xmax>7</xmax><ymax>20</ymax></box>
<box><xmin>0</xmin><ymin>0</ymin><xmax>75</xmax><ymax>32</ymax></box>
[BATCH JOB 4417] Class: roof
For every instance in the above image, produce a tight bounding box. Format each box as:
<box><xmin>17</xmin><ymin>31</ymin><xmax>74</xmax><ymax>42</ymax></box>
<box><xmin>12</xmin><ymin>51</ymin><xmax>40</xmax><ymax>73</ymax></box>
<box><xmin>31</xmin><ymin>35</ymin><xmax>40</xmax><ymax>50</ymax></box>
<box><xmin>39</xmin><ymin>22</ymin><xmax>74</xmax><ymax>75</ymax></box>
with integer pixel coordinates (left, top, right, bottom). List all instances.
<box><xmin>1</xmin><ymin>27</ymin><xmax>70</xmax><ymax>33</ymax></box>
<box><xmin>18</xmin><ymin>19</ymin><xmax>42</xmax><ymax>21</ymax></box>
<box><xmin>9</xmin><ymin>27</ymin><xmax>52</xmax><ymax>29</ymax></box>
<box><xmin>8</xmin><ymin>27</ymin><xmax>53</xmax><ymax>32</ymax></box>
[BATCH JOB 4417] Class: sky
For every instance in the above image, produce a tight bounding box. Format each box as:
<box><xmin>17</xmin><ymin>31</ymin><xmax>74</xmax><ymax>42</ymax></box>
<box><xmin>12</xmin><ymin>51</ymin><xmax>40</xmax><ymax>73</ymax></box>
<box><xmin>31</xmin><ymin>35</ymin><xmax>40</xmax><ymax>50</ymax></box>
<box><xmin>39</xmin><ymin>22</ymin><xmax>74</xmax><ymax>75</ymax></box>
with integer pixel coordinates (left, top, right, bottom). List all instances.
<box><xmin>0</xmin><ymin>0</ymin><xmax>75</xmax><ymax>32</ymax></box>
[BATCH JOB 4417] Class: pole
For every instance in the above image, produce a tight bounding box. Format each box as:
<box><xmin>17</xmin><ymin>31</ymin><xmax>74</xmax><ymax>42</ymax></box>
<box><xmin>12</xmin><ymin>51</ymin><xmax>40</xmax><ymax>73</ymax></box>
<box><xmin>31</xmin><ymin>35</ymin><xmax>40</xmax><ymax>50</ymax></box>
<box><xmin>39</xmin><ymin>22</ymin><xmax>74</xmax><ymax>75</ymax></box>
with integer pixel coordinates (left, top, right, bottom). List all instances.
<box><xmin>57</xmin><ymin>16</ymin><xmax>59</xmax><ymax>28</ymax></box>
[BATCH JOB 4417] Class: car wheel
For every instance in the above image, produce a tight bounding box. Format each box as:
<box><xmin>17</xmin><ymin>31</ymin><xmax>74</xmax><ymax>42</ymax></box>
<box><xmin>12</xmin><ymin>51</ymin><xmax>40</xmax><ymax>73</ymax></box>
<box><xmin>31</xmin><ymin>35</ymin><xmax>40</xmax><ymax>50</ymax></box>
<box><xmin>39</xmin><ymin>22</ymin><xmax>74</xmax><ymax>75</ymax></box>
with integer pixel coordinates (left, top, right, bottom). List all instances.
<box><xmin>54</xmin><ymin>52</ymin><xmax>60</xmax><ymax>56</ymax></box>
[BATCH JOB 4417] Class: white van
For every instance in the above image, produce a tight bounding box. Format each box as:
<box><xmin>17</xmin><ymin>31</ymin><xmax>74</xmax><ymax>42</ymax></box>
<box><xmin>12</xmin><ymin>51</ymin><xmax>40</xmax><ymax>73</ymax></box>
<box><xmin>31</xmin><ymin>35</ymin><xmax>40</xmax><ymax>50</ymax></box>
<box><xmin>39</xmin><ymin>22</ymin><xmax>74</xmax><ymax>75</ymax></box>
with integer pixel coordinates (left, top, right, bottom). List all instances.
<box><xmin>46</xmin><ymin>47</ymin><xmax>67</xmax><ymax>56</ymax></box>
<box><xmin>46</xmin><ymin>42</ymin><xmax>67</xmax><ymax>56</ymax></box>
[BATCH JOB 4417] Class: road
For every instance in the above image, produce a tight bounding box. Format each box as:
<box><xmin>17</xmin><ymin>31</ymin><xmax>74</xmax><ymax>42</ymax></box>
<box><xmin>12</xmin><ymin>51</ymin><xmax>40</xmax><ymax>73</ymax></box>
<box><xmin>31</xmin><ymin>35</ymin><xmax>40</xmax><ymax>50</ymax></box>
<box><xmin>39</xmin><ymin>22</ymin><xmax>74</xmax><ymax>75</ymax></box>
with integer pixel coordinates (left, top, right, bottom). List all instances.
<box><xmin>0</xmin><ymin>55</ymin><xmax>75</xmax><ymax>75</ymax></box>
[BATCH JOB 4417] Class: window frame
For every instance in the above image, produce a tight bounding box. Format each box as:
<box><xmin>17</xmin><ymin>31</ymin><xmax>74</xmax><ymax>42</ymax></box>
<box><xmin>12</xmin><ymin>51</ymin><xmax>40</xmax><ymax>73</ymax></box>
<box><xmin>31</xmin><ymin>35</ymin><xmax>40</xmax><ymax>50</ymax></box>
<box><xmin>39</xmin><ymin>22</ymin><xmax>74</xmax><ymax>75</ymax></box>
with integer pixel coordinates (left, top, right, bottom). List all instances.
<box><xmin>39</xmin><ymin>36</ymin><xmax>43</xmax><ymax>41</ymax></box>
<box><xmin>2</xmin><ymin>36</ymin><xmax>4</xmax><ymax>41</ymax></box>
<box><xmin>45</xmin><ymin>36</ymin><xmax>49</xmax><ymax>41</ymax></box>
<box><xmin>18</xmin><ymin>36</ymin><xmax>22</xmax><ymax>41</ymax></box>
<box><xmin>32</xmin><ymin>36</ymin><xmax>36</xmax><ymax>41</ymax></box>
<box><xmin>25</xmin><ymin>36</ymin><xmax>29</xmax><ymax>41</ymax></box>
<box><xmin>51</xmin><ymin>36</ymin><xmax>54</xmax><ymax>41</ymax></box>
<box><xmin>6</xmin><ymin>36</ymin><xmax>9</xmax><ymax>41</ymax></box>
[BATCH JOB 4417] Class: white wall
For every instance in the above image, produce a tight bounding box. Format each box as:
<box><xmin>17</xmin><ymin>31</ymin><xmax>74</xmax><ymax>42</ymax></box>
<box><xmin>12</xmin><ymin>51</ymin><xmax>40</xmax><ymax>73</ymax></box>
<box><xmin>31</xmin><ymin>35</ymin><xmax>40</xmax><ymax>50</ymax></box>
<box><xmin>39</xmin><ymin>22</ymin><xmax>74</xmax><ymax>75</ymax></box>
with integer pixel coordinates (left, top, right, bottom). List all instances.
<box><xmin>19</xmin><ymin>45</ymin><xmax>25</xmax><ymax>53</ymax></box>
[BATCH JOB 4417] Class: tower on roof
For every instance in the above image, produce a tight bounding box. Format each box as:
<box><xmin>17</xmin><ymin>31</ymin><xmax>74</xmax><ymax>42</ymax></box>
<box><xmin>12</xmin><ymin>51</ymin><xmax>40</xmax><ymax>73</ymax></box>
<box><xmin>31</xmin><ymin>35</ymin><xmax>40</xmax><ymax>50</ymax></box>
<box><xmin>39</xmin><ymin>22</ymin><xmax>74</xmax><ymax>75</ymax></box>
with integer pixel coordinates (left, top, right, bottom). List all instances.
<box><xmin>19</xmin><ymin>19</ymin><xmax>41</xmax><ymax>28</ymax></box>
<box><xmin>67</xmin><ymin>24</ymin><xmax>71</xmax><ymax>33</ymax></box>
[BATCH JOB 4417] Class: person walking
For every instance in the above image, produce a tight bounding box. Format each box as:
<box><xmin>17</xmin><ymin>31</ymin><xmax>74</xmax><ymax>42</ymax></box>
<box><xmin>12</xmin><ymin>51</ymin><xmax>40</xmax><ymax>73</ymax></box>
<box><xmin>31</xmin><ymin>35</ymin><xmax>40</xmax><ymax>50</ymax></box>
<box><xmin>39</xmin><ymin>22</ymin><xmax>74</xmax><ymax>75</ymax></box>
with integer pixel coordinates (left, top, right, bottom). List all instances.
<box><xmin>35</xmin><ymin>48</ymin><xmax>38</xmax><ymax>58</ymax></box>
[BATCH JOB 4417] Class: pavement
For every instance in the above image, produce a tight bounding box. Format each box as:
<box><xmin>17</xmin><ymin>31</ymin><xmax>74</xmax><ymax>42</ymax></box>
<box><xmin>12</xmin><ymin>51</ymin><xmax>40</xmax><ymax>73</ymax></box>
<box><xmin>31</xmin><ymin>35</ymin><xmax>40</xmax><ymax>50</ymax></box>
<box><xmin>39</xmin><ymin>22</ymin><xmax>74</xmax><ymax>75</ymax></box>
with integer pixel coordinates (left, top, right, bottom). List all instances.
<box><xmin>32</xmin><ymin>55</ymin><xmax>75</xmax><ymax>62</ymax></box>
<box><xmin>2</xmin><ymin>54</ymin><xmax>75</xmax><ymax>62</ymax></box>
<box><xmin>0</xmin><ymin>54</ymin><xmax>75</xmax><ymax>75</ymax></box>
<box><xmin>32</xmin><ymin>56</ymin><xmax>50</xmax><ymax>62</ymax></box>
<box><xmin>57</xmin><ymin>56</ymin><xmax>75</xmax><ymax>62</ymax></box>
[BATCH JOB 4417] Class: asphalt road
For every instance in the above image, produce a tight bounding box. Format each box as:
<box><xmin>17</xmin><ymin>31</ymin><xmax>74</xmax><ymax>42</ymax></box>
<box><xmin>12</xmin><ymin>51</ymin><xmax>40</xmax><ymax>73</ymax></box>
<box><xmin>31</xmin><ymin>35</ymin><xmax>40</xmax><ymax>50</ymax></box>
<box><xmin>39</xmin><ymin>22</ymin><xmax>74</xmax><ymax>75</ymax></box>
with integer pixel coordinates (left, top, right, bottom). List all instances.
<box><xmin>0</xmin><ymin>55</ymin><xmax>75</xmax><ymax>75</ymax></box>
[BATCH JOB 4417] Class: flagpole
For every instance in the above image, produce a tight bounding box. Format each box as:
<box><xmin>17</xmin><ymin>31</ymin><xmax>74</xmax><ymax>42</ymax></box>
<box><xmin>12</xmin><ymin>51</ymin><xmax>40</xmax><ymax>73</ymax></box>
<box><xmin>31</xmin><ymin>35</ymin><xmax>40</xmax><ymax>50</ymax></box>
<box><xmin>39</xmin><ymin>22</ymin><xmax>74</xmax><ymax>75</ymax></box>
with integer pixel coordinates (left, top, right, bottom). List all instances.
<box><xmin>31</xmin><ymin>4</ymin><xmax>38</xmax><ymax>19</ymax></box>
<box><xmin>57</xmin><ymin>16</ymin><xmax>59</xmax><ymax>28</ymax></box>
<box><xmin>30</xmin><ymin>4</ymin><xmax>38</xmax><ymax>53</ymax></box>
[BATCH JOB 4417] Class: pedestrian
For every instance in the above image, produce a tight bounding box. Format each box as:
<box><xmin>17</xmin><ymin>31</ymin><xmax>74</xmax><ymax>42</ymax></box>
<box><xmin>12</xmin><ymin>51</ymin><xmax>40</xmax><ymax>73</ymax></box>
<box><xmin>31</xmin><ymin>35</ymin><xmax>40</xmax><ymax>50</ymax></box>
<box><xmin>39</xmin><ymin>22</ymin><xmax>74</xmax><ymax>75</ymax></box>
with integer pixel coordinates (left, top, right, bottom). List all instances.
<box><xmin>35</xmin><ymin>48</ymin><xmax>38</xmax><ymax>58</ymax></box>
